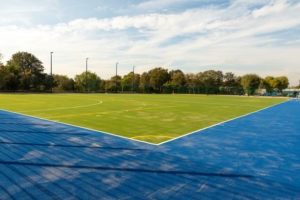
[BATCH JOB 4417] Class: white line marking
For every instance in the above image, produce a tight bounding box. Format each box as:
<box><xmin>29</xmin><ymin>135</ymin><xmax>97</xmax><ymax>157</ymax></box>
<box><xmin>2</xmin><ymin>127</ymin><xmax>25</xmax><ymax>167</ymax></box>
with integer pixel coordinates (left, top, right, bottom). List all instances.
<box><xmin>0</xmin><ymin>108</ymin><xmax>156</xmax><ymax>146</ymax></box>
<box><xmin>0</xmin><ymin>99</ymin><xmax>289</xmax><ymax>147</ymax></box>
<box><xmin>18</xmin><ymin>101</ymin><xmax>103</xmax><ymax>112</ymax></box>
<box><xmin>156</xmin><ymin>99</ymin><xmax>290</xmax><ymax>145</ymax></box>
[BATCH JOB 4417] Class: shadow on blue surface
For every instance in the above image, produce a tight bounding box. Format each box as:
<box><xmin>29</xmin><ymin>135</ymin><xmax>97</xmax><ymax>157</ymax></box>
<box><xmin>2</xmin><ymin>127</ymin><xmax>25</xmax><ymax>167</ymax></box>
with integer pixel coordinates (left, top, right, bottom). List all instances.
<box><xmin>1</xmin><ymin>100</ymin><xmax>300</xmax><ymax>199</ymax></box>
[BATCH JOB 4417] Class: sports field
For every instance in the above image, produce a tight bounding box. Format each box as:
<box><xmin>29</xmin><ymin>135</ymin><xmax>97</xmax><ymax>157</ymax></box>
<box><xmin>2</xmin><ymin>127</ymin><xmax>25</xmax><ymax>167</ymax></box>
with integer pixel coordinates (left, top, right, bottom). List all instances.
<box><xmin>0</xmin><ymin>96</ymin><xmax>300</xmax><ymax>199</ymax></box>
<box><xmin>0</xmin><ymin>94</ymin><xmax>287</xmax><ymax>143</ymax></box>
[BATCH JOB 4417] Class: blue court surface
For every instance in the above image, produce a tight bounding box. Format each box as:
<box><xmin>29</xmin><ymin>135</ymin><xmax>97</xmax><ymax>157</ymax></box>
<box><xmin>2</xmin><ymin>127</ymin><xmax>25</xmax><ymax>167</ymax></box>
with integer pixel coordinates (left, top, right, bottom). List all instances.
<box><xmin>0</xmin><ymin>100</ymin><xmax>300</xmax><ymax>199</ymax></box>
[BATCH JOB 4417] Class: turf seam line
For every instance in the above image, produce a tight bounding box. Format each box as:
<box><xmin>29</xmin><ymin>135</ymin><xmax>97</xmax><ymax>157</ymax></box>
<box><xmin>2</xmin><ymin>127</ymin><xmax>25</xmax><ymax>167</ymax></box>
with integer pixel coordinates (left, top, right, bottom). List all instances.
<box><xmin>0</xmin><ymin>141</ymin><xmax>149</xmax><ymax>151</ymax></box>
<box><xmin>0</xmin><ymin>130</ymin><xmax>89</xmax><ymax>136</ymax></box>
<box><xmin>0</xmin><ymin>161</ymin><xmax>254</xmax><ymax>178</ymax></box>
<box><xmin>157</xmin><ymin>99</ymin><xmax>290</xmax><ymax>145</ymax></box>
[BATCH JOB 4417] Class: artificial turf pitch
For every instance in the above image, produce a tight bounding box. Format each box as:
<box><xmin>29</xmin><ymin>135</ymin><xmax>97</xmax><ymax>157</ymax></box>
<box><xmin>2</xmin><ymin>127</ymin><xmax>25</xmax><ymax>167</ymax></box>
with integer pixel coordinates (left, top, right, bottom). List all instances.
<box><xmin>0</xmin><ymin>94</ymin><xmax>287</xmax><ymax>144</ymax></box>
<box><xmin>0</xmin><ymin>98</ymin><xmax>299</xmax><ymax>199</ymax></box>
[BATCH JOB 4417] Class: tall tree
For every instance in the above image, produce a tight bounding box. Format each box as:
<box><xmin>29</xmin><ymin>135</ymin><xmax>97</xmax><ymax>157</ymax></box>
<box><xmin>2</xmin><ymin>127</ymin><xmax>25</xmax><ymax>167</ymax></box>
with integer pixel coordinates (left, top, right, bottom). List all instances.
<box><xmin>148</xmin><ymin>67</ymin><xmax>170</xmax><ymax>93</ymax></box>
<box><xmin>6</xmin><ymin>52</ymin><xmax>48</xmax><ymax>91</ymax></box>
<box><xmin>221</xmin><ymin>72</ymin><xmax>243</xmax><ymax>94</ymax></box>
<box><xmin>223</xmin><ymin>72</ymin><xmax>236</xmax><ymax>87</ymax></box>
<box><xmin>262</xmin><ymin>76</ymin><xmax>289</xmax><ymax>93</ymax></box>
<box><xmin>132</xmin><ymin>73</ymin><xmax>140</xmax><ymax>92</ymax></box>
<box><xmin>74</xmin><ymin>71</ymin><xmax>101</xmax><ymax>92</ymax></box>
<box><xmin>121</xmin><ymin>72</ymin><xmax>140</xmax><ymax>92</ymax></box>
<box><xmin>241</xmin><ymin>74</ymin><xmax>261</xmax><ymax>95</ymax></box>
<box><xmin>198</xmin><ymin>70</ymin><xmax>223</xmax><ymax>94</ymax></box>
<box><xmin>107</xmin><ymin>75</ymin><xmax>121</xmax><ymax>92</ymax></box>
<box><xmin>0</xmin><ymin>64</ymin><xmax>20</xmax><ymax>90</ymax></box>
<box><xmin>262</xmin><ymin>76</ymin><xmax>275</xmax><ymax>93</ymax></box>
<box><xmin>139</xmin><ymin>72</ymin><xmax>151</xmax><ymax>93</ymax></box>
<box><xmin>169</xmin><ymin>69</ymin><xmax>186</xmax><ymax>93</ymax></box>
<box><xmin>185</xmin><ymin>73</ymin><xmax>198</xmax><ymax>94</ymax></box>
<box><xmin>53</xmin><ymin>74</ymin><xmax>74</xmax><ymax>92</ymax></box>
<box><xmin>275</xmin><ymin>76</ymin><xmax>289</xmax><ymax>92</ymax></box>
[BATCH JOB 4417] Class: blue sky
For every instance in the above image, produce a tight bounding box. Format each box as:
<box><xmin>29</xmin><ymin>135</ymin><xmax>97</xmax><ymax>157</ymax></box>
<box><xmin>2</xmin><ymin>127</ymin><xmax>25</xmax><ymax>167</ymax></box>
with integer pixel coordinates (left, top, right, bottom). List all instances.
<box><xmin>1</xmin><ymin>0</ymin><xmax>300</xmax><ymax>85</ymax></box>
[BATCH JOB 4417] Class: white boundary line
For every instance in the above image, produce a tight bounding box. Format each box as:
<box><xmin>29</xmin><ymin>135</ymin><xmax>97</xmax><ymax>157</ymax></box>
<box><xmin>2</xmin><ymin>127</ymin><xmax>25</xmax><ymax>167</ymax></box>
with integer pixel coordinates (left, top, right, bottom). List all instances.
<box><xmin>156</xmin><ymin>99</ymin><xmax>290</xmax><ymax>145</ymax></box>
<box><xmin>0</xmin><ymin>99</ymin><xmax>290</xmax><ymax>147</ymax></box>
<box><xmin>0</xmin><ymin>109</ymin><xmax>156</xmax><ymax>146</ymax></box>
<box><xmin>17</xmin><ymin>101</ymin><xmax>103</xmax><ymax>112</ymax></box>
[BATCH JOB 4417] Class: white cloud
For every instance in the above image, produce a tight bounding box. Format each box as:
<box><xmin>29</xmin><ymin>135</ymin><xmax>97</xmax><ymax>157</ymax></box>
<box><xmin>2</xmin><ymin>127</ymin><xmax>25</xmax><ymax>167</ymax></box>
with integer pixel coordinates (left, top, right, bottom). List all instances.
<box><xmin>1</xmin><ymin>0</ymin><xmax>300</xmax><ymax>85</ymax></box>
<box><xmin>252</xmin><ymin>0</ymin><xmax>288</xmax><ymax>18</ymax></box>
<box><xmin>135</xmin><ymin>0</ymin><xmax>194</xmax><ymax>11</ymax></box>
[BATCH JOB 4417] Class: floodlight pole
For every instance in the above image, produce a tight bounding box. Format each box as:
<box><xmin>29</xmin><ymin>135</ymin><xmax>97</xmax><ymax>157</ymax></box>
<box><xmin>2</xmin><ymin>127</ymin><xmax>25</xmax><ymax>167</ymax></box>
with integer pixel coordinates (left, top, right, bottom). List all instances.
<box><xmin>86</xmin><ymin>57</ymin><xmax>88</xmax><ymax>93</ymax></box>
<box><xmin>132</xmin><ymin>65</ymin><xmax>135</xmax><ymax>92</ymax></box>
<box><xmin>115</xmin><ymin>62</ymin><xmax>118</xmax><ymax>93</ymax></box>
<box><xmin>50</xmin><ymin>52</ymin><xmax>53</xmax><ymax>93</ymax></box>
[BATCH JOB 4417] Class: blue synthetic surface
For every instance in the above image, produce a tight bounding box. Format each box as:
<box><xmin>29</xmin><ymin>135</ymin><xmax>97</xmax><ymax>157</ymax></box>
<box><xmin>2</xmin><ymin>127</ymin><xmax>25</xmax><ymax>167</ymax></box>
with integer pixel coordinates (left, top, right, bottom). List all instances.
<box><xmin>1</xmin><ymin>100</ymin><xmax>300</xmax><ymax>199</ymax></box>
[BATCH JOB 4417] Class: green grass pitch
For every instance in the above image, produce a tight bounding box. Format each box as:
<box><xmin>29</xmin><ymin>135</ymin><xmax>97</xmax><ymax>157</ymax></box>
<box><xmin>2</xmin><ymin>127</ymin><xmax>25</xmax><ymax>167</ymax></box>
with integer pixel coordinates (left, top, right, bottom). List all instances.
<box><xmin>0</xmin><ymin>94</ymin><xmax>287</xmax><ymax>144</ymax></box>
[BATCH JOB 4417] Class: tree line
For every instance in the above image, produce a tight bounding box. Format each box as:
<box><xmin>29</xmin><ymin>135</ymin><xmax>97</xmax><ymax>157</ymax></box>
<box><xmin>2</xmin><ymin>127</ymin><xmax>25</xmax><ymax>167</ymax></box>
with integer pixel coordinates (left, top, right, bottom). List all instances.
<box><xmin>0</xmin><ymin>51</ymin><xmax>291</xmax><ymax>95</ymax></box>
